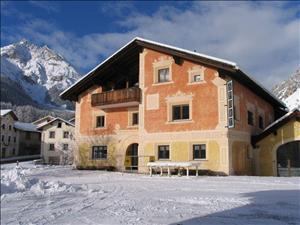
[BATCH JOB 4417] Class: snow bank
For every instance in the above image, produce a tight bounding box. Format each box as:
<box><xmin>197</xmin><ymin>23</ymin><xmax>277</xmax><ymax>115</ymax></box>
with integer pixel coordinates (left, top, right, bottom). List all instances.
<box><xmin>1</xmin><ymin>166</ymin><xmax>80</xmax><ymax>196</ymax></box>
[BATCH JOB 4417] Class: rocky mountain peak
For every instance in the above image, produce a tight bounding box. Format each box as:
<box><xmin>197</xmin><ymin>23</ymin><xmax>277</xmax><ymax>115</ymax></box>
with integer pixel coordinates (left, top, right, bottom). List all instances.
<box><xmin>272</xmin><ymin>69</ymin><xmax>300</xmax><ymax>110</ymax></box>
<box><xmin>1</xmin><ymin>40</ymin><xmax>81</xmax><ymax>109</ymax></box>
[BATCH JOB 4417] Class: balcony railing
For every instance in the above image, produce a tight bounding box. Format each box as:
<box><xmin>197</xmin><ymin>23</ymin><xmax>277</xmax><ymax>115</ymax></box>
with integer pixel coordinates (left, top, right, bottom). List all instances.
<box><xmin>91</xmin><ymin>87</ymin><xmax>141</xmax><ymax>108</ymax></box>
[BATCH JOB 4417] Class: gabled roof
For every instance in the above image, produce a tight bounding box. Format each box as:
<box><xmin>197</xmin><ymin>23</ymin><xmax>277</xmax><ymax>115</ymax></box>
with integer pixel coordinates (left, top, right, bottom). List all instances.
<box><xmin>32</xmin><ymin>115</ymin><xmax>55</xmax><ymax>125</ymax></box>
<box><xmin>37</xmin><ymin>117</ymin><xmax>75</xmax><ymax>130</ymax></box>
<box><xmin>14</xmin><ymin>122</ymin><xmax>39</xmax><ymax>132</ymax></box>
<box><xmin>252</xmin><ymin>109</ymin><xmax>300</xmax><ymax>144</ymax></box>
<box><xmin>60</xmin><ymin>37</ymin><xmax>286</xmax><ymax>110</ymax></box>
<box><xmin>0</xmin><ymin>109</ymin><xmax>18</xmax><ymax>120</ymax></box>
<box><xmin>69</xmin><ymin>117</ymin><xmax>75</xmax><ymax>124</ymax></box>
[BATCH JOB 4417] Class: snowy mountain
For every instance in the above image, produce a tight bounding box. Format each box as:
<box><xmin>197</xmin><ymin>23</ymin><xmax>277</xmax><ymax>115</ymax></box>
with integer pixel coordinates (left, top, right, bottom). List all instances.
<box><xmin>272</xmin><ymin>69</ymin><xmax>300</xmax><ymax>110</ymax></box>
<box><xmin>0</xmin><ymin>40</ymin><xmax>80</xmax><ymax>109</ymax></box>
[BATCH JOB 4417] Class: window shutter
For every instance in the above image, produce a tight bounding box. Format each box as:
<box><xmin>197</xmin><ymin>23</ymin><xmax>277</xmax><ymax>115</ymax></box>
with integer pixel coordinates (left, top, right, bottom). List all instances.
<box><xmin>227</xmin><ymin>80</ymin><xmax>235</xmax><ymax>128</ymax></box>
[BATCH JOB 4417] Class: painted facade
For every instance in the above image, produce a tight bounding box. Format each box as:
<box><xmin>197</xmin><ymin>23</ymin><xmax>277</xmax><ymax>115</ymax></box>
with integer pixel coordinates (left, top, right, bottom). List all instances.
<box><xmin>61</xmin><ymin>38</ymin><xmax>288</xmax><ymax>175</ymax></box>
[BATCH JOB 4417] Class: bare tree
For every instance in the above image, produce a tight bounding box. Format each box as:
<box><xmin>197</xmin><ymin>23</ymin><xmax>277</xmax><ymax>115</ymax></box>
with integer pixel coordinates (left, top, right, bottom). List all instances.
<box><xmin>76</xmin><ymin>124</ymin><xmax>118</xmax><ymax>169</ymax></box>
<box><xmin>55</xmin><ymin>126</ymin><xmax>76</xmax><ymax>165</ymax></box>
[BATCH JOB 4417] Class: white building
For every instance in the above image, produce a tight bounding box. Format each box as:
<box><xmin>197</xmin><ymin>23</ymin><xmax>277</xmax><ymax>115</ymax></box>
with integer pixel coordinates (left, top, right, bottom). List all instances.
<box><xmin>37</xmin><ymin>117</ymin><xmax>75</xmax><ymax>164</ymax></box>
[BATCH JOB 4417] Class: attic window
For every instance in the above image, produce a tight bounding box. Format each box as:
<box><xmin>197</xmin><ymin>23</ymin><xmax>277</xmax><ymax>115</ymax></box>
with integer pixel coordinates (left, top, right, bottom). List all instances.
<box><xmin>57</xmin><ymin>122</ymin><xmax>62</xmax><ymax>128</ymax></box>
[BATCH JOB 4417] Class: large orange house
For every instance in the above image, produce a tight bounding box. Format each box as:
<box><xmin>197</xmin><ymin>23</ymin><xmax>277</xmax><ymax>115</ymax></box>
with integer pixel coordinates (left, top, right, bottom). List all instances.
<box><xmin>60</xmin><ymin>37</ymin><xmax>292</xmax><ymax>176</ymax></box>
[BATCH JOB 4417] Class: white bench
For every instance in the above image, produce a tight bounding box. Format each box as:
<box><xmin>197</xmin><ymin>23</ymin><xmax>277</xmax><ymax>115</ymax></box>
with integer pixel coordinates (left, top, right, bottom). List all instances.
<box><xmin>147</xmin><ymin>161</ymin><xmax>201</xmax><ymax>177</ymax></box>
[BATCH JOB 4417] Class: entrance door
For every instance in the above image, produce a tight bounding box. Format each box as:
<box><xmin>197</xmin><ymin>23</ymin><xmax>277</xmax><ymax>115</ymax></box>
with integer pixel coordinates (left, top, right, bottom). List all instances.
<box><xmin>277</xmin><ymin>141</ymin><xmax>300</xmax><ymax>177</ymax></box>
<box><xmin>126</xmin><ymin>143</ymin><xmax>138</xmax><ymax>171</ymax></box>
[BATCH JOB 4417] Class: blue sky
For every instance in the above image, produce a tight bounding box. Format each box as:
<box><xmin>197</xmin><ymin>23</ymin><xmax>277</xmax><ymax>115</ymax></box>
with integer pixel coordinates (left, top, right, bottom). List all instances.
<box><xmin>1</xmin><ymin>1</ymin><xmax>299</xmax><ymax>88</ymax></box>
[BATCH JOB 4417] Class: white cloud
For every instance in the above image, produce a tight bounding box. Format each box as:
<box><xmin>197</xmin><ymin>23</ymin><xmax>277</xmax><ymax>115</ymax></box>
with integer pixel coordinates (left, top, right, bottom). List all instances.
<box><xmin>2</xmin><ymin>2</ymin><xmax>299</xmax><ymax>88</ymax></box>
<box><xmin>29</xmin><ymin>1</ymin><xmax>60</xmax><ymax>13</ymax></box>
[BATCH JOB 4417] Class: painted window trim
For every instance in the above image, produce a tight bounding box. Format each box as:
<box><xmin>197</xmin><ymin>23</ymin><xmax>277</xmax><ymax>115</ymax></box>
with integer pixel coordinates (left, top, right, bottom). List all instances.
<box><xmin>94</xmin><ymin>112</ymin><xmax>107</xmax><ymax>129</ymax></box>
<box><xmin>187</xmin><ymin>66</ymin><xmax>206</xmax><ymax>85</ymax></box>
<box><xmin>127</xmin><ymin>108</ymin><xmax>139</xmax><ymax>128</ymax></box>
<box><xmin>152</xmin><ymin>58</ymin><xmax>173</xmax><ymax>85</ymax></box>
<box><xmin>166</xmin><ymin>97</ymin><xmax>193</xmax><ymax>123</ymax></box>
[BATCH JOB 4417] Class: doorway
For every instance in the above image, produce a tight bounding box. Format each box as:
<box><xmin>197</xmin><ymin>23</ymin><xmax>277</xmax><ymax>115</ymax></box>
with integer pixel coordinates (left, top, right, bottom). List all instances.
<box><xmin>277</xmin><ymin>141</ymin><xmax>300</xmax><ymax>176</ymax></box>
<box><xmin>125</xmin><ymin>143</ymin><xmax>139</xmax><ymax>171</ymax></box>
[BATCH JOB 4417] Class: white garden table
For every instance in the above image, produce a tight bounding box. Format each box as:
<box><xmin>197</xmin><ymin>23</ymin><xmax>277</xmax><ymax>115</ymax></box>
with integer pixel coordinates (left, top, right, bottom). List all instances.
<box><xmin>147</xmin><ymin>161</ymin><xmax>201</xmax><ymax>177</ymax></box>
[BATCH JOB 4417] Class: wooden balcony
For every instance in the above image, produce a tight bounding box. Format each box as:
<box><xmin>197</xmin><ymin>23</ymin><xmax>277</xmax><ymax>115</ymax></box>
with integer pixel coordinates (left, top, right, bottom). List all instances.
<box><xmin>91</xmin><ymin>87</ymin><xmax>141</xmax><ymax>109</ymax></box>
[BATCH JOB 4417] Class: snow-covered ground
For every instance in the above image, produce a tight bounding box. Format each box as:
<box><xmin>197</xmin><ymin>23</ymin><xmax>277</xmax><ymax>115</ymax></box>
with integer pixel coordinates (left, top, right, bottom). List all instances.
<box><xmin>1</xmin><ymin>162</ymin><xmax>300</xmax><ymax>225</ymax></box>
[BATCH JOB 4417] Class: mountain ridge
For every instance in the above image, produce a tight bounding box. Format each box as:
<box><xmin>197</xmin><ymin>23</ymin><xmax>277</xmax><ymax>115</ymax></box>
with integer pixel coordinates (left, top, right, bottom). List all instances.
<box><xmin>1</xmin><ymin>39</ymin><xmax>81</xmax><ymax>109</ymax></box>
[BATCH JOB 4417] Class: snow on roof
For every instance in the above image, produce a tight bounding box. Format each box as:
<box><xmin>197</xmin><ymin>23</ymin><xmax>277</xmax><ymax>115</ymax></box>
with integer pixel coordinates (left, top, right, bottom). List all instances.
<box><xmin>60</xmin><ymin>37</ymin><xmax>238</xmax><ymax>97</ymax></box>
<box><xmin>14</xmin><ymin>122</ymin><xmax>39</xmax><ymax>132</ymax></box>
<box><xmin>37</xmin><ymin>117</ymin><xmax>75</xmax><ymax>129</ymax></box>
<box><xmin>32</xmin><ymin>115</ymin><xmax>55</xmax><ymax>125</ymax></box>
<box><xmin>1</xmin><ymin>109</ymin><xmax>12</xmax><ymax>117</ymax></box>
<box><xmin>0</xmin><ymin>109</ymin><xmax>18</xmax><ymax>120</ymax></box>
<box><xmin>263</xmin><ymin>109</ymin><xmax>299</xmax><ymax>132</ymax></box>
<box><xmin>136</xmin><ymin>37</ymin><xmax>238</xmax><ymax>67</ymax></box>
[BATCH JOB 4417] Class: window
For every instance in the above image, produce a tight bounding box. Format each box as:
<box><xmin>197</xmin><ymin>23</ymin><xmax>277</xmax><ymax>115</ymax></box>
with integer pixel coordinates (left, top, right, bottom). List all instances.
<box><xmin>2</xmin><ymin>124</ymin><xmax>5</xmax><ymax>130</ymax></box>
<box><xmin>1</xmin><ymin>135</ymin><xmax>4</xmax><ymax>142</ymax></box>
<box><xmin>12</xmin><ymin>148</ymin><xmax>16</xmax><ymax>155</ymax></box>
<box><xmin>63</xmin><ymin>144</ymin><xmax>68</xmax><ymax>151</ymax></box>
<box><xmin>158</xmin><ymin>145</ymin><xmax>170</xmax><ymax>160</ymax></box>
<box><xmin>96</xmin><ymin>116</ymin><xmax>105</xmax><ymax>128</ymax></box>
<box><xmin>259</xmin><ymin>116</ymin><xmax>264</xmax><ymax>129</ymax></box>
<box><xmin>13</xmin><ymin>137</ymin><xmax>16</xmax><ymax>143</ymax></box>
<box><xmin>8</xmin><ymin>136</ymin><xmax>10</xmax><ymax>142</ymax></box>
<box><xmin>49</xmin><ymin>144</ymin><xmax>55</xmax><ymax>151</ymax></box>
<box><xmin>132</xmin><ymin>113</ymin><xmax>139</xmax><ymax>126</ymax></box>
<box><xmin>9</xmin><ymin>125</ymin><xmax>12</xmax><ymax>130</ymax></box>
<box><xmin>26</xmin><ymin>132</ymin><xmax>31</xmax><ymax>140</ymax></box>
<box><xmin>49</xmin><ymin>131</ymin><xmax>55</xmax><ymax>139</ymax></box>
<box><xmin>63</xmin><ymin>131</ymin><xmax>69</xmax><ymax>139</ymax></box>
<box><xmin>193</xmin><ymin>74</ymin><xmax>202</xmax><ymax>82</ymax></box>
<box><xmin>158</xmin><ymin>68</ymin><xmax>170</xmax><ymax>83</ymax></box>
<box><xmin>92</xmin><ymin>146</ymin><xmax>107</xmax><ymax>159</ymax></box>
<box><xmin>57</xmin><ymin>122</ymin><xmax>62</xmax><ymax>128</ymax></box>
<box><xmin>247</xmin><ymin>111</ymin><xmax>254</xmax><ymax>126</ymax></box>
<box><xmin>172</xmin><ymin>105</ymin><xmax>189</xmax><ymax>121</ymax></box>
<box><xmin>193</xmin><ymin>144</ymin><xmax>206</xmax><ymax>160</ymax></box>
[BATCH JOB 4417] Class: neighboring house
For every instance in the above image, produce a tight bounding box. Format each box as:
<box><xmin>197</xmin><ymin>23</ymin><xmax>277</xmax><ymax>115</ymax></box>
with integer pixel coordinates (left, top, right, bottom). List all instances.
<box><xmin>38</xmin><ymin>117</ymin><xmax>75</xmax><ymax>165</ymax></box>
<box><xmin>32</xmin><ymin>115</ymin><xmax>55</xmax><ymax>127</ymax></box>
<box><xmin>252</xmin><ymin>109</ymin><xmax>300</xmax><ymax>176</ymax></box>
<box><xmin>60</xmin><ymin>37</ymin><xmax>293</xmax><ymax>176</ymax></box>
<box><xmin>69</xmin><ymin>117</ymin><xmax>75</xmax><ymax>124</ymax></box>
<box><xmin>0</xmin><ymin>110</ymin><xmax>18</xmax><ymax>158</ymax></box>
<box><xmin>0</xmin><ymin>110</ymin><xmax>41</xmax><ymax>159</ymax></box>
<box><xmin>14</xmin><ymin>122</ymin><xmax>41</xmax><ymax>156</ymax></box>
